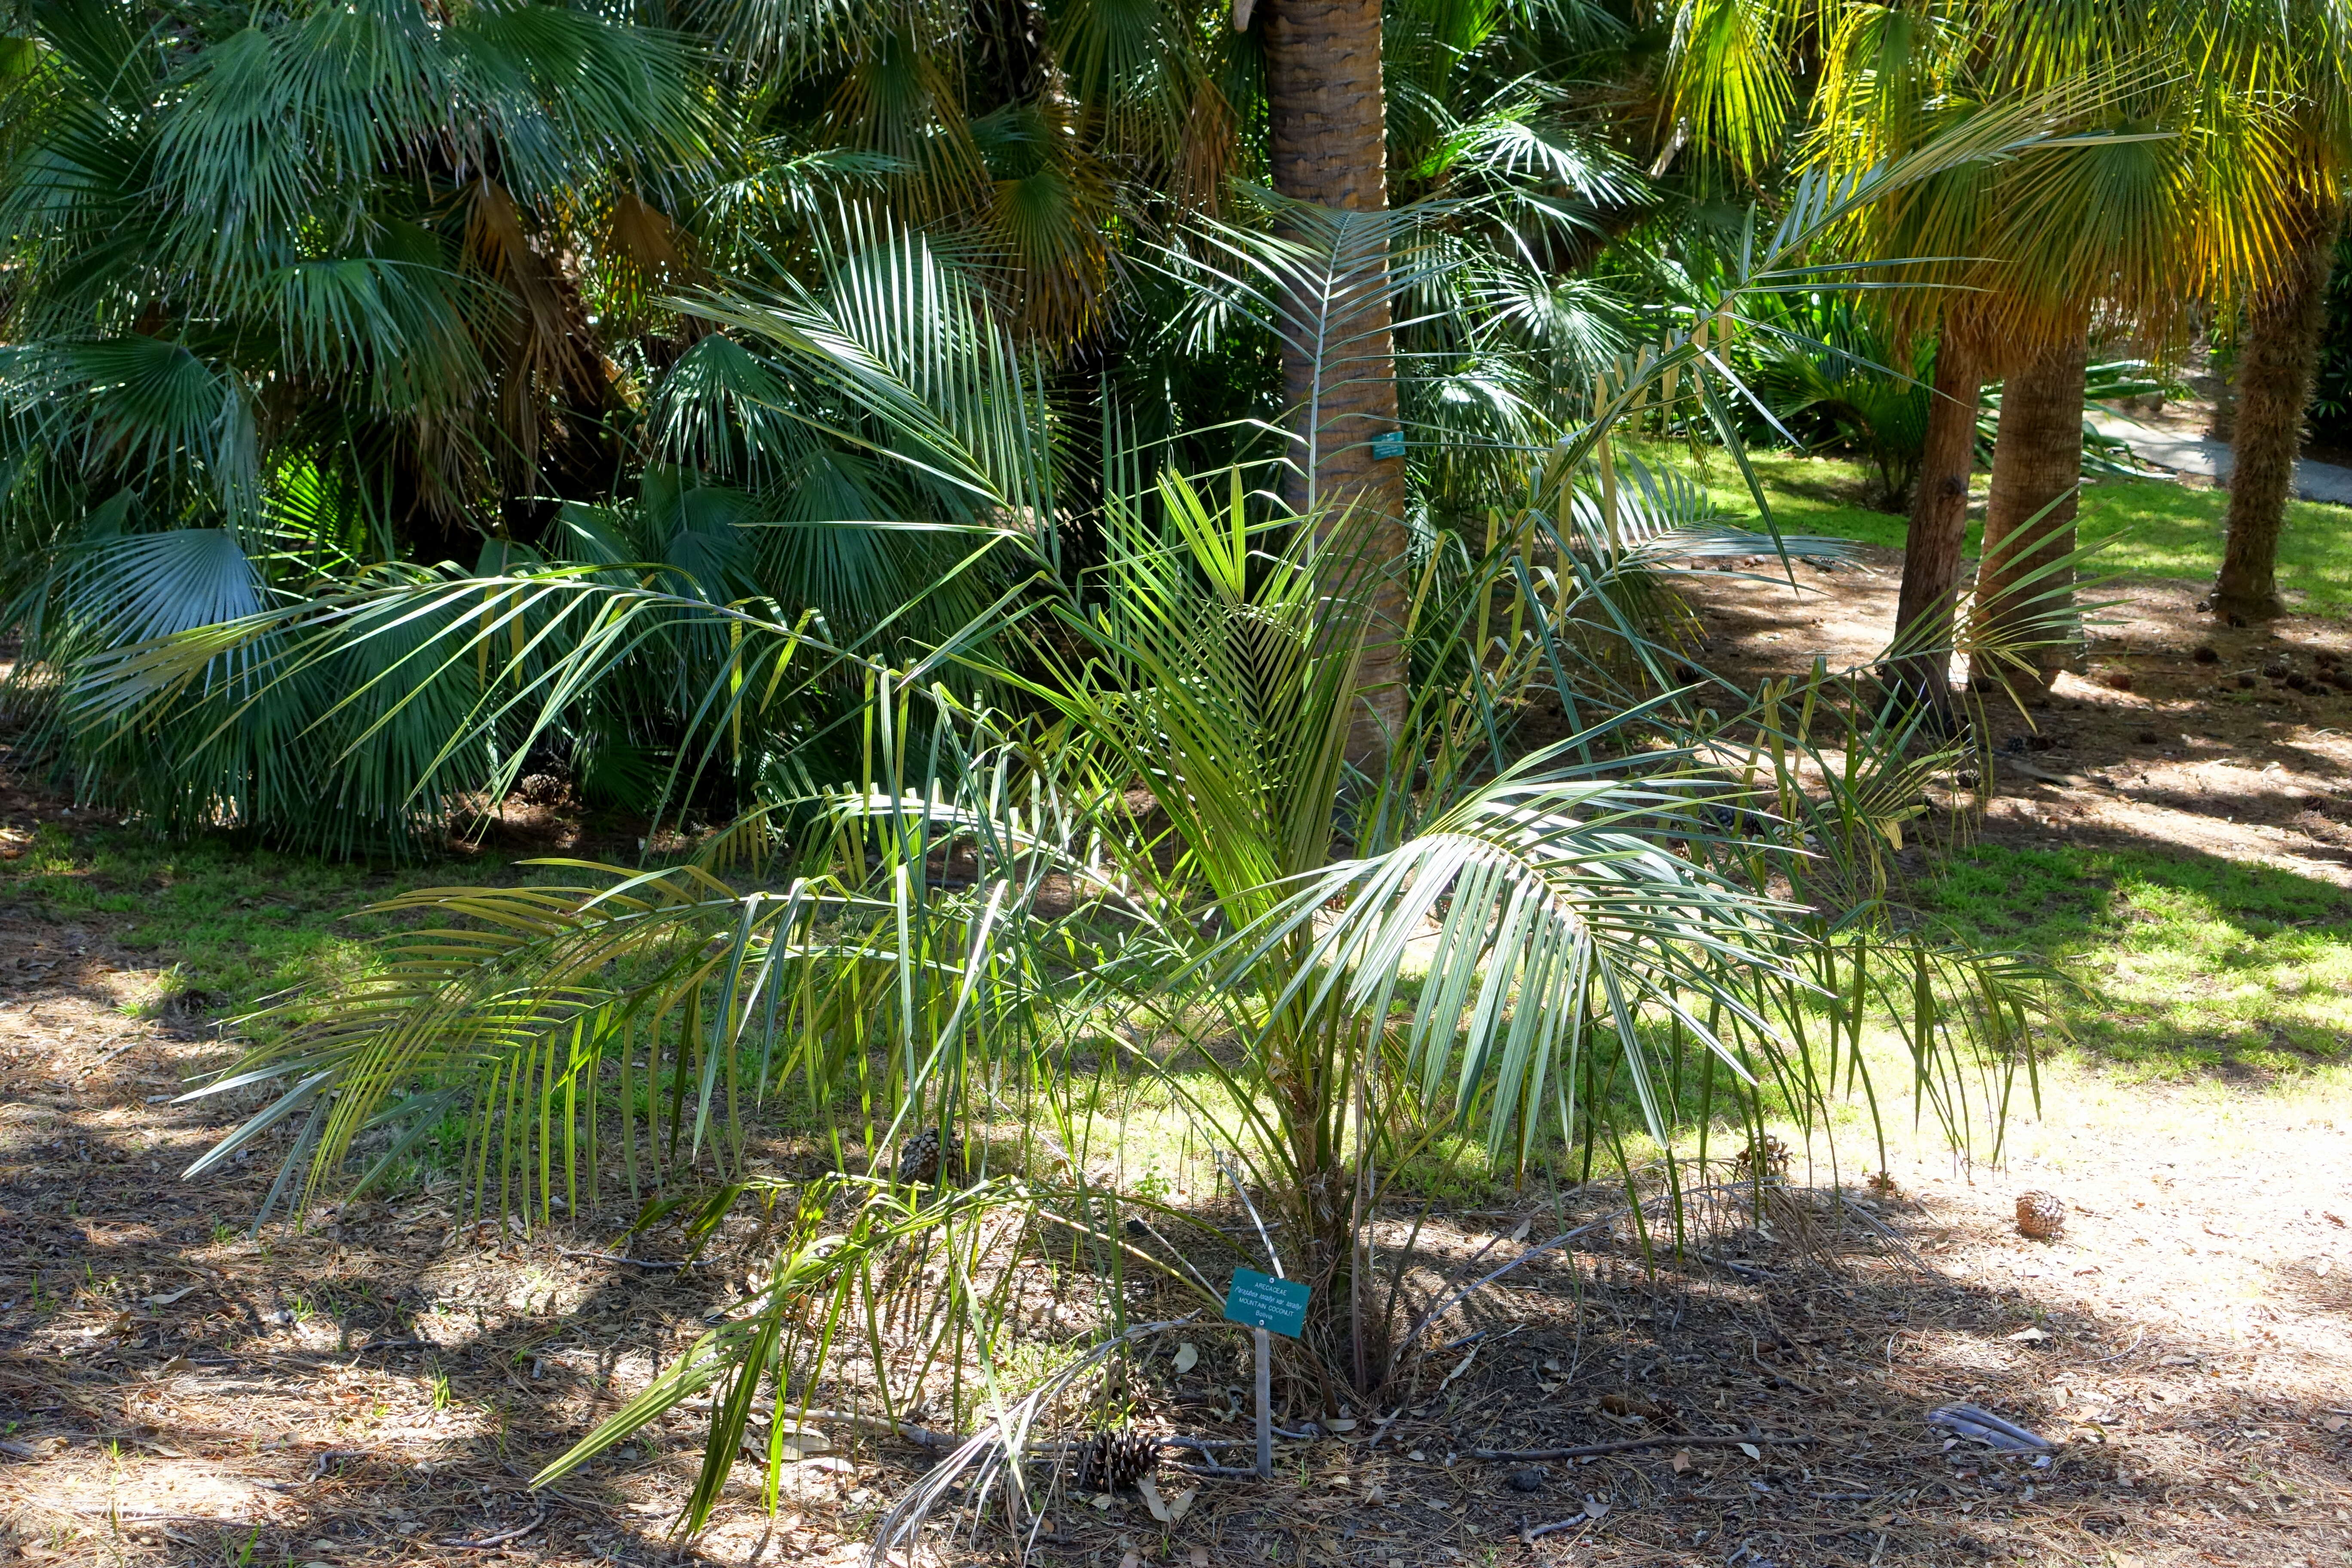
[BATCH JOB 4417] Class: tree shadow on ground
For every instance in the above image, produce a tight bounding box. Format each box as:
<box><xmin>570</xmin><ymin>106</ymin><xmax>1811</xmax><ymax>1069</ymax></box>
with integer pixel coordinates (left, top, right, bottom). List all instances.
<box><xmin>1914</xmin><ymin>828</ymin><xmax>2352</xmax><ymax>1073</ymax></box>
<box><xmin>4</xmin><ymin>1107</ymin><xmax>2349</xmax><ymax>1568</ymax></box>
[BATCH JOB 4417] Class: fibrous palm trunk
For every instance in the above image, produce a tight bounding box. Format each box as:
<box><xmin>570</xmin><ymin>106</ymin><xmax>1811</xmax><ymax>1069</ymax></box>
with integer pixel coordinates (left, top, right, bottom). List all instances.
<box><xmin>1966</xmin><ymin>330</ymin><xmax>2088</xmax><ymax>702</ymax></box>
<box><xmin>2214</xmin><ymin>203</ymin><xmax>2343</xmax><ymax>622</ymax></box>
<box><xmin>1887</xmin><ymin>331</ymin><xmax>1981</xmax><ymax>718</ymax></box>
<box><xmin>1262</xmin><ymin>0</ymin><xmax>1411</xmax><ymax>763</ymax></box>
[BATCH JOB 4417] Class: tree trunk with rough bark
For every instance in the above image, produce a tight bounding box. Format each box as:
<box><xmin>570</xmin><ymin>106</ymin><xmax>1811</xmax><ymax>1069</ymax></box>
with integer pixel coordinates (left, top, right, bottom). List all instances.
<box><xmin>2214</xmin><ymin>205</ymin><xmax>2343</xmax><ymax>622</ymax></box>
<box><xmin>1262</xmin><ymin>0</ymin><xmax>1410</xmax><ymax>764</ymax></box>
<box><xmin>1887</xmin><ymin>332</ymin><xmax>1981</xmax><ymax>717</ymax></box>
<box><xmin>1966</xmin><ymin>331</ymin><xmax>2088</xmax><ymax>702</ymax></box>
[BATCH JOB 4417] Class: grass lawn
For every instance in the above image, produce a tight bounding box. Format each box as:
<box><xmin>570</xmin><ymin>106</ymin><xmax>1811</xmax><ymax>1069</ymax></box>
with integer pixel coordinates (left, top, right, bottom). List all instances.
<box><xmin>1667</xmin><ymin>444</ymin><xmax>2352</xmax><ymax>615</ymax></box>
<box><xmin>1922</xmin><ymin>840</ymin><xmax>2352</xmax><ymax>1077</ymax></box>
<box><xmin>0</xmin><ymin>821</ymin><xmax>533</xmax><ymax>1011</ymax></box>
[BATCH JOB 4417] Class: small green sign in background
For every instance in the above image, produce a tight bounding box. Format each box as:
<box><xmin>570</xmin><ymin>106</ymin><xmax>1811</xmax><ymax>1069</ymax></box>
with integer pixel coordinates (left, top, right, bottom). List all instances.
<box><xmin>1370</xmin><ymin>430</ymin><xmax>1406</xmax><ymax>460</ymax></box>
<box><xmin>1222</xmin><ymin>1268</ymin><xmax>1311</xmax><ymax>1338</ymax></box>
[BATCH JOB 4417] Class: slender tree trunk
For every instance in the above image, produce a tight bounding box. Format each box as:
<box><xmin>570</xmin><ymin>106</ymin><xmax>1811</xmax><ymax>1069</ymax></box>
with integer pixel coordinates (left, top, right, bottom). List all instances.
<box><xmin>1887</xmin><ymin>331</ymin><xmax>1980</xmax><ymax>717</ymax></box>
<box><xmin>2214</xmin><ymin>203</ymin><xmax>2343</xmax><ymax>622</ymax></box>
<box><xmin>1966</xmin><ymin>329</ymin><xmax>2088</xmax><ymax>702</ymax></box>
<box><xmin>1262</xmin><ymin>0</ymin><xmax>1410</xmax><ymax>764</ymax></box>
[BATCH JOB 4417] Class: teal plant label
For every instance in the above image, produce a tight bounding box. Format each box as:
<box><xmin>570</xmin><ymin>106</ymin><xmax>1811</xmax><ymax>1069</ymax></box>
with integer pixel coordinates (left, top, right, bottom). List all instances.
<box><xmin>1371</xmin><ymin>430</ymin><xmax>1406</xmax><ymax>460</ymax></box>
<box><xmin>1222</xmin><ymin>1268</ymin><xmax>1311</xmax><ymax>1338</ymax></box>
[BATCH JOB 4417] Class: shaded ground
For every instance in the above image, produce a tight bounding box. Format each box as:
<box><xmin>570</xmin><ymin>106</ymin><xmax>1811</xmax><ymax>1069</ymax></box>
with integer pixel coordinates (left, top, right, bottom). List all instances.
<box><xmin>0</xmin><ymin>968</ymin><xmax>2345</xmax><ymax>1568</ymax></box>
<box><xmin>1682</xmin><ymin>547</ymin><xmax>2352</xmax><ymax>891</ymax></box>
<box><xmin>1</xmin><ymin>551</ymin><xmax>2350</xmax><ymax>1566</ymax></box>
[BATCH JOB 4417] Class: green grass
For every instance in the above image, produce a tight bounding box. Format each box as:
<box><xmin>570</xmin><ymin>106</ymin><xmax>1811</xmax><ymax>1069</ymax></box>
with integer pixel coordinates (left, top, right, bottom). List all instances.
<box><xmin>1921</xmin><ymin>842</ymin><xmax>2352</xmax><ymax>1075</ymax></box>
<box><xmin>0</xmin><ymin>822</ymin><xmax>531</xmax><ymax>1010</ymax></box>
<box><xmin>1667</xmin><ymin>444</ymin><xmax>2352</xmax><ymax>616</ymax></box>
<box><xmin>21</xmin><ymin>809</ymin><xmax>2338</xmax><ymax>1100</ymax></box>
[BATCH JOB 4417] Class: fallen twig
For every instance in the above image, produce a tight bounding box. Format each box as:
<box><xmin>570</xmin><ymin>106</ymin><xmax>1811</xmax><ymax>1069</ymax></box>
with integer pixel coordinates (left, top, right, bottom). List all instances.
<box><xmin>77</xmin><ymin>1036</ymin><xmax>144</xmax><ymax>1075</ymax></box>
<box><xmin>437</xmin><ymin>1507</ymin><xmax>547</xmax><ymax>1549</ymax></box>
<box><xmin>306</xmin><ymin>1448</ymin><xmax>365</xmax><ymax>1480</ymax></box>
<box><xmin>785</xmin><ymin>1415</ymin><xmax>1314</xmax><ymax>1460</ymax></box>
<box><xmin>790</xmin><ymin>1409</ymin><xmax>964</xmax><ymax>1451</ymax></box>
<box><xmin>1520</xmin><ymin>1515</ymin><xmax>1593</xmax><ymax>1543</ymax></box>
<box><xmin>11</xmin><ymin>1498</ymin><xmax>251</xmax><ymax>1525</ymax></box>
<box><xmin>1160</xmin><ymin>1427</ymin><xmax>1320</xmax><ymax>1453</ymax></box>
<box><xmin>555</xmin><ymin>1248</ymin><xmax>702</xmax><ymax>1271</ymax></box>
<box><xmin>1465</xmin><ymin>1431</ymin><xmax>1811</xmax><ymax>1462</ymax></box>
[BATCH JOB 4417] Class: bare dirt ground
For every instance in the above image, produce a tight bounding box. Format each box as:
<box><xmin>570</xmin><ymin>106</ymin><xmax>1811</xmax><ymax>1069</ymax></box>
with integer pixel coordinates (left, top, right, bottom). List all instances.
<box><xmin>1684</xmin><ymin>548</ymin><xmax>2352</xmax><ymax>886</ymax></box>
<box><xmin>0</xmin><ymin>564</ymin><xmax>2349</xmax><ymax>1568</ymax></box>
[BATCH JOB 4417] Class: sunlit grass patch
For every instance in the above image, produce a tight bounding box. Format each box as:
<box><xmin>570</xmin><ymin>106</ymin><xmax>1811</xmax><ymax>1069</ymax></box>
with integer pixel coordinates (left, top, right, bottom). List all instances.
<box><xmin>1666</xmin><ymin>445</ymin><xmax>2352</xmax><ymax>615</ymax></box>
<box><xmin>0</xmin><ymin>826</ymin><xmax>564</xmax><ymax>1007</ymax></box>
<box><xmin>1921</xmin><ymin>842</ymin><xmax>2352</xmax><ymax>1074</ymax></box>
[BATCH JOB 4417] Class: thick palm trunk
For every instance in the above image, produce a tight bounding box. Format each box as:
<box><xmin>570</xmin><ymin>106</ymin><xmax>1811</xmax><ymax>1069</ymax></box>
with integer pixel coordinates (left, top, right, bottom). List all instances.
<box><xmin>1262</xmin><ymin>0</ymin><xmax>1410</xmax><ymax>763</ymax></box>
<box><xmin>2215</xmin><ymin>205</ymin><xmax>2343</xmax><ymax>622</ymax></box>
<box><xmin>1966</xmin><ymin>331</ymin><xmax>2088</xmax><ymax>702</ymax></box>
<box><xmin>1887</xmin><ymin>332</ymin><xmax>1980</xmax><ymax>716</ymax></box>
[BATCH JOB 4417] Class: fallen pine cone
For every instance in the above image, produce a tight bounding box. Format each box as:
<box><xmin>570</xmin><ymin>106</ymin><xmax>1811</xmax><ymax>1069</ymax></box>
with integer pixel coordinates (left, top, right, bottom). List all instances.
<box><xmin>1732</xmin><ymin>1134</ymin><xmax>1791</xmax><ymax>1182</ymax></box>
<box><xmin>2015</xmin><ymin>1190</ymin><xmax>2066</xmax><ymax>1240</ymax></box>
<box><xmin>896</xmin><ymin>1127</ymin><xmax>966</xmax><ymax>1186</ymax></box>
<box><xmin>1600</xmin><ymin>1392</ymin><xmax>1671</xmax><ymax>1421</ymax></box>
<box><xmin>1072</xmin><ymin>1429</ymin><xmax>1158</xmax><ymax>1492</ymax></box>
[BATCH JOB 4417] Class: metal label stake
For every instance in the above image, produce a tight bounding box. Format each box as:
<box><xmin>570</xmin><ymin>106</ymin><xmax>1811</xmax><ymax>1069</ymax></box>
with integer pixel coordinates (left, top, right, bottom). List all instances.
<box><xmin>1253</xmin><ymin>1326</ymin><xmax>1273</xmax><ymax>1479</ymax></box>
<box><xmin>1222</xmin><ymin>1267</ymin><xmax>1309</xmax><ymax>1482</ymax></box>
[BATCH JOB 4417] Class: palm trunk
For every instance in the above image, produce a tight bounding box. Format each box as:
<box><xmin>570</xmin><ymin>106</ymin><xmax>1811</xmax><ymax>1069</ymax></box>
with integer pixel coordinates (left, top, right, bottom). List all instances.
<box><xmin>2214</xmin><ymin>203</ymin><xmax>2343</xmax><ymax>622</ymax></box>
<box><xmin>1887</xmin><ymin>331</ymin><xmax>1980</xmax><ymax>717</ymax></box>
<box><xmin>1262</xmin><ymin>0</ymin><xmax>1410</xmax><ymax>764</ymax></box>
<box><xmin>1966</xmin><ymin>330</ymin><xmax>2088</xmax><ymax>702</ymax></box>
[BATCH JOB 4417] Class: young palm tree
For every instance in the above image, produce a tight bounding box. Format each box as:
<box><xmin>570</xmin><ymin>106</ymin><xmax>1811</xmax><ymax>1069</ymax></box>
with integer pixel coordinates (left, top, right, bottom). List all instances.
<box><xmin>89</xmin><ymin>122</ymin><xmax>2065</xmax><ymax>1543</ymax></box>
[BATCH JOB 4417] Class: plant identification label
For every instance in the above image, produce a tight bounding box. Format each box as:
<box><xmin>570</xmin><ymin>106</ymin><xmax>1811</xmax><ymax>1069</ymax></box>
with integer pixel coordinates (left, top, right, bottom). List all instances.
<box><xmin>1222</xmin><ymin>1269</ymin><xmax>1310</xmax><ymax>1338</ymax></box>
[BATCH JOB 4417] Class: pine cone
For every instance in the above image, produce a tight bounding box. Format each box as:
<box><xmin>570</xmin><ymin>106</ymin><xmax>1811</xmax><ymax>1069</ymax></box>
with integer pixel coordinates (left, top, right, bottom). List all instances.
<box><xmin>1072</xmin><ymin>1430</ymin><xmax>1158</xmax><ymax>1492</ymax></box>
<box><xmin>896</xmin><ymin>1128</ymin><xmax>965</xmax><ymax>1186</ymax></box>
<box><xmin>2015</xmin><ymin>1190</ymin><xmax>2066</xmax><ymax>1240</ymax></box>
<box><xmin>1733</xmin><ymin>1134</ymin><xmax>1791</xmax><ymax>1182</ymax></box>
